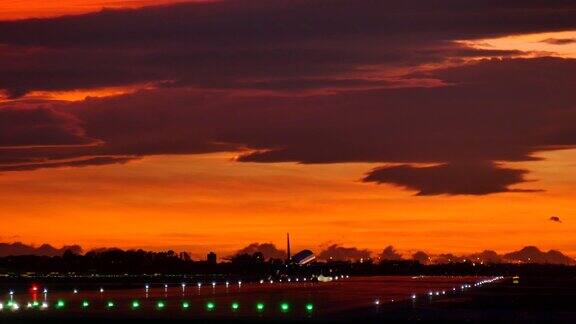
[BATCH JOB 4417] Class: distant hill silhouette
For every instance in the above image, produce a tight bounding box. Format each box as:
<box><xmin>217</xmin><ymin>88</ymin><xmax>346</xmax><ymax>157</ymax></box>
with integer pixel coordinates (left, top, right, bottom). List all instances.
<box><xmin>0</xmin><ymin>241</ymin><xmax>575</xmax><ymax>266</ymax></box>
<box><xmin>317</xmin><ymin>244</ymin><xmax>371</xmax><ymax>262</ymax></box>
<box><xmin>0</xmin><ymin>242</ymin><xmax>82</xmax><ymax>257</ymax></box>
<box><xmin>503</xmin><ymin>246</ymin><xmax>575</xmax><ymax>265</ymax></box>
<box><xmin>234</xmin><ymin>243</ymin><xmax>286</xmax><ymax>260</ymax></box>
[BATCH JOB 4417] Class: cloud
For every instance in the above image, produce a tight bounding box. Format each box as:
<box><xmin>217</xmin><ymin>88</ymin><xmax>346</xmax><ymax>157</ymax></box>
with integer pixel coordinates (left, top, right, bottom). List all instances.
<box><xmin>3</xmin><ymin>57</ymin><xmax>576</xmax><ymax>194</ymax></box>
<box><xmin>1</xmin><ymin>1</ymin><xmax>576</xmax><ymax>196</ymax></box>
<box><xmin>317</xmin><ymin>244</ymin><xmax>371</xmax><ymax>261</ymax></box>
<box><xmin>363</xmin><ymin>162</ymin><xmax>533</xmax><ymax>196</ymax></box>
<box><xmin>503</xmin><ymin>246</ymin><xmax>575</xmax><ymax>265</ymax></box>
<box><xmin>0</xmin><ymin>107</ymin><xmax>95</xmax><ymax>148</ymax></box>
<box><xmin>379</xmin><ymin>245</ymin><xmax>403</xmax><ymax>261</ymax></box>
<box><xmin>0</xmin><ymin>156</ymin><xmax>136</xmax><ymax>172</ymax></box>
<box><xmin>540</xmin><ymin>38</ymin><xmax>576</xmax><ymax>45</ymax></box>
<box><xmin>3</xmin><ymin>0</ymin><xmax>576</xmax><ymax>48</ymax></box>
<box><xmin>0</xmin><ymin>242</ymin><xmax>82</xmax><ymax>257</ymax></box>
<box><xmin>412</xmin><ymin>251</ymin><xmax>430</xmax><ymax>264</ymax></box>
<box><xmin>1</xmin><ymin>0</ymin><xmax>574</xmax><ymax>96</ymax></box>
<box><xmin>550</xmin><ymin>216</ymin><xmax>562</xmax><ymax>223</ymax></box>
<box><xmin>235</xmin><ymin>242</ymin><xmax>286</xmax><ymax>260</ymax></box>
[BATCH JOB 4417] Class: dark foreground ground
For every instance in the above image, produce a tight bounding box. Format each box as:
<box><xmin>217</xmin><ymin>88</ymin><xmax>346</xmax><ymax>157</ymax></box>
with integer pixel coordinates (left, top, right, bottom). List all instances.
<box><xmin>2</xmin><ymin>276</ymin><xmax>576</xmax><ymax>323</ymax></box>
<box><xmin>367</xmin><ymin>275</ymin><xmax>576</xmax><ymax>323</ymax></box>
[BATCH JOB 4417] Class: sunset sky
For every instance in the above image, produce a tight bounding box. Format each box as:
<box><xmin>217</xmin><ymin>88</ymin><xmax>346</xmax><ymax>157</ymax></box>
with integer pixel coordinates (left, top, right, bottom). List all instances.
<box><xmin>1</xmin><ymin>0</ymin><xmax>576</xmax><ymax>260</ymax></box>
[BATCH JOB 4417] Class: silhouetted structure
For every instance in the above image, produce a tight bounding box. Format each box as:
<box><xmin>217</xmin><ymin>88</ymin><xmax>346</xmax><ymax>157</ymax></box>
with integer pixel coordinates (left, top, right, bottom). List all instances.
<box><xmin>179</xmin><ymin>252</ymin><xmax>191</xmax><ymax>261</ymax></box>
<box><xmin>286</xmin><ymin>233</ymin><xmax>291</xmax><ymax>263</ymax></box>
<box><xmin>207</xmin><ymin>252</ymin><xmax>217</xmax><ymax>265</ymax></box>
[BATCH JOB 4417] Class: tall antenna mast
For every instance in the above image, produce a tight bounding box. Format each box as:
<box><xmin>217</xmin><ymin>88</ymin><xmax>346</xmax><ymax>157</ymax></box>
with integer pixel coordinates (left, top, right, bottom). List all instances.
<box><xmin>286</xmin><ymin>232</ymin><xmax>291</xmax><ymax>262</ymax></box>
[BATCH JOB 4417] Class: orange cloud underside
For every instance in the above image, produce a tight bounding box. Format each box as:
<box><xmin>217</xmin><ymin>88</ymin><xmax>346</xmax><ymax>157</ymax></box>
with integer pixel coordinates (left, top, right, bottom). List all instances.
<box><xmin>1</xmin><ymin>151</ymin><xmax>574</xmax><ymax>259</ymax></box>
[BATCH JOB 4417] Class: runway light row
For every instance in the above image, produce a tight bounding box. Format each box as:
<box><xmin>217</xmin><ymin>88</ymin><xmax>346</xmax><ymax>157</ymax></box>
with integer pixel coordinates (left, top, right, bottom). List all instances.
<box><xmin>371</xmin><ymin>276</ymin><xmax>505</xmax><ymax>307</ymax></box>
<box><xmin>0</xmin><ymin>300</ymin><xmax>315</xmax><ymax>313</ymax></box>
<box><xmin>1</xmin><ymin>301</ymin><xmax>21</xmax><ymax>311</ymax></box>
<box><xmin>11</xmin><ymin>276</ymin><xmax>342</xmax><ymax>297</ymax></box>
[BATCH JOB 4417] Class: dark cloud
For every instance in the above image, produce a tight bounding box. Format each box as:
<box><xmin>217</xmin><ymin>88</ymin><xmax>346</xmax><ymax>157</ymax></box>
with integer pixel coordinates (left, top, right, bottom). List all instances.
<box><xmin>379</xmin><ymin>245</ymin><xmax>403</xmax><ymax>261</ymax></box>
<box><xmin>550</xmin><ymin>216</ymin><xmax>562</xmax><ymax>223</ymax></box>
<box><xmin>363</xmin><ymin>162</ymin><xmax>532</xmax><ymax>196</ymax></box>
<box><xmin>0</xmin><ymin>156</ymin><xmax>136</xmax><ymax>172</ymax></box>
<box><xmin>2</xmin><ymin>0</ymin><xmax>576</xmax><ymax>48</ymax></box>
<box><xmin>503</xmin><ymin>246</ymin><xmax>575</xmax><ymax>265</ymax></box>
<box><xmin>2</xmin><ymin>57</ymin><xmax>576</xmax><ymax>194</ymax></box>
<box><xmin>412</xmin><ymin>251</ymin><xmax>430</xmax><ymax>264</ymax></box>
<box><xmin>235</xmin><ymin>243</ymin><xmax>286</xmax><ymax>260</ymax></box>
<box><xmin>0</xmin><ymin>107</ymin><xmax>95</xmax><ymax>148</ymax></box>
<box><xmin>1</xmin><ymin>0</ymin><xmax>574</xmax><ymax>95</ymax></box>
<box><xmin>0</xmin><ymin>242</ymin><xmax>82</xmax><ymax>257</ymax></box>
<box><xmin>540</xmin><ymin>38</ymin><xmax>576</xmax><ymax>45</ymax></box>
<box><xmin>1</xmin><ymin>1</ymin><xmax>576</xmax><ymax>195</ymax></box>
<box><xmin>317</xmin><ymin>244</ymin><xmax>371</xmax><ymax>261</ymax></box>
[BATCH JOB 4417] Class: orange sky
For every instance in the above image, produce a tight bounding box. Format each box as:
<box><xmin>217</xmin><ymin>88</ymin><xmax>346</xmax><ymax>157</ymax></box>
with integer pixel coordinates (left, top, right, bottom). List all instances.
<box><xmin>1</xmin><ymin>150</ymin><xmax>574</xmax><ymax>259</ymax></box>
<box><xmin>1</xmin><ymin>2</ymin><xmax>576</xmax><ymax>260</ymax></box>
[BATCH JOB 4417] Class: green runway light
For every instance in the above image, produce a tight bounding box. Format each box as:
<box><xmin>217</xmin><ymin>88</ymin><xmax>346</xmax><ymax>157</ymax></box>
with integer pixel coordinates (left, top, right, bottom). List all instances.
<box><xmin>82</xmin><ymin>300</ymin><xmax>90</xmax><ymax>308</ymax></box>
<box><xmin>231</xmin><ymin>302</ymin><xmax>240</xmax><ymax>311</ymax></box>
<box><xmin>156</xmin><ymin>301</ymin><xmax>166</xmax><ymax>309</ymax></box>
<box><xmin>280</xmin><ymin>302</ymin><xmax>290</xmax><ymax>312</ymax></box>
<box><xmin>131</xmin><ymin>300</ymin><xmax>140</xmax><ymax>309</ymax></box>
<box><xmin>206</xmin><ymin>301</ymin><xmax>215</xmax><ymax>311</ymax></box>
<box><xmin>56</xmin><ymin>300</ymin><xmax>65</xmax><ymax>309</ymax></box>
<box><xmin>181</xmin><ymin>301</ymin><xmax>190</xmax><ymax>309</ymax></box>
<box><xmin>306</xmin><ymin>303</ymin><xmax>314</xmax><ymax>312</ymax></box>
<box><xmin>106</xmin><ymin>301</ymin><xmax>115</xmax><ymax>308</ymax></box>
<box><xmin>7</xmin><ymin>301</ymin><xmax>14</xmax><ymax>307</ymax></box>
<box><xmin>32</xmin><ymin>301</ymin><xmax>40</xmax><ymax>307</ymax></box>
<box><xmin>256</xmin><ymin>302</ymin><xmax>265</xmax><ymax>312</ymax></box>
